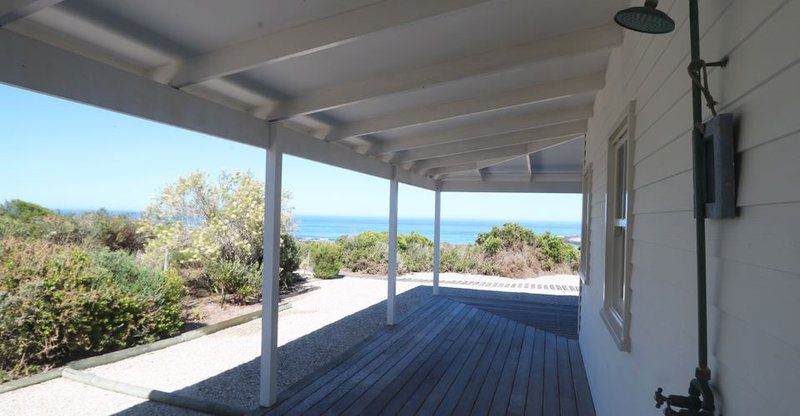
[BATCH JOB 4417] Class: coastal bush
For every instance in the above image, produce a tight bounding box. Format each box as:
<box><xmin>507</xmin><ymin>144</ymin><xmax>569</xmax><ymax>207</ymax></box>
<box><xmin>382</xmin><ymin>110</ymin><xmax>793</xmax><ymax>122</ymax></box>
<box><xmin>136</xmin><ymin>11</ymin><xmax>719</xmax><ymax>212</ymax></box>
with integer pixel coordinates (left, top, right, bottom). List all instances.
<box><xmin>0</xmin><ymin>238</ymin><xmax>184</xmax><ymax>383</ymax></box>
<box><xmin>0</xmin><ymin>201</ymin><xmax>145</xmax><ymax>252</ymax></box>
<box><xmin>536</xmin><ymin>232</ymin><xmax>579</xmax><ymax>272</ymax></box>
<box><xmin>488</xmin><ymin>245</ymin><xmax>543</xmax><ymax>278</ymax></box>
<box><xmin>309</xmin><ymin>241</ymin><xmax>343</xmax><ymax>279</ymax></box>
<box><xmin>337</xmin><ymin>231</ymin><xmax>389</xmax><ymax>274</ymax></box>
<box><xmin>279</xmin><ymin>234</ymin><xmax>301</xmax><ymax>289</ymax></box>
<box><xmin>476</xmin><ymin>223</ymin><xmax>537</xmax><ymax>253</ymax></box>
<box><xmin>204</xmin><ymin>259</ymin><xmax>262</xmax><ymax>304</ymax></box>
<box><xmin>139</xmin><ymin>171</ymin><xmax>300</xmax><ymax>291</ymax></box>
<box><xmin>0</xmin><ymin>199</ymin><xmax>54</xmax><ymax>221</ymax></box>
<box><xmin>140</xmin><ymin>171</ymin><xmax>296</xmax><ymax>267</ymax></box>
<box><xmin>439</xmin><ymin>244</ymin><xmax>482</xmax><ymax>274</ymax></box>
<box><xmin>0</xmin><ymin>205</ymin><xmax>81</xmax><ymax>243</ymax></box>
<box><xmin>75</xmin><ymin>210</ymin><xmax>145</xmax><ymax>253</ymax></box>
<box><xmin>397</xmin><ymin>232</ymin><xmax>433</xmax><ymax>251</ymax></box>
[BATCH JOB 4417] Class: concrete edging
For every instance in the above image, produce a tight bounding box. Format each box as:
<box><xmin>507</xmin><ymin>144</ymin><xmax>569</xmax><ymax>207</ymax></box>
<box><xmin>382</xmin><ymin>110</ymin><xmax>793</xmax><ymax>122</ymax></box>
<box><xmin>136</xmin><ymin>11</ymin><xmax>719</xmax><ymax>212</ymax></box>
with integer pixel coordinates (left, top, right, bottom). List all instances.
<box><xmin>0</xmin><ymin>302</ymin><xmax>291</xmax><ymax>395</ymax></box>
<box><xmin>62</xmin><ymin>368</ymin><xmax>248</xmax><ymax>416</ymax></box>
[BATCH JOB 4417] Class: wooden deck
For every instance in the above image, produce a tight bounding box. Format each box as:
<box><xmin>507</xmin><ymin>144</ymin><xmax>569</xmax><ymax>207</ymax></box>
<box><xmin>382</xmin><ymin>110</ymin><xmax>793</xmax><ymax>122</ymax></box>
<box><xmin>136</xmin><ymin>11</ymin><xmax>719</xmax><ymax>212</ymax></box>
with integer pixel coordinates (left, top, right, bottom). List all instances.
<box><xmin>258</xmin><ymin>294</ymin><xmax>594</xmax><ymax>416</ymax></box>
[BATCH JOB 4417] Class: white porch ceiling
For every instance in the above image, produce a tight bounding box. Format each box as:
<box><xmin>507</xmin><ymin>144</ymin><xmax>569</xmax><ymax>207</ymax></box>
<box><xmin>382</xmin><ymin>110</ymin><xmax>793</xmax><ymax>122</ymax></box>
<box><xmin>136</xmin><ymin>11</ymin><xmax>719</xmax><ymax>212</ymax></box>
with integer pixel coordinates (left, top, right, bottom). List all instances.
<box><xmin>1</xmin><ymin>0</ymin><xmax>628</xmax><ymax>193</ymax></box>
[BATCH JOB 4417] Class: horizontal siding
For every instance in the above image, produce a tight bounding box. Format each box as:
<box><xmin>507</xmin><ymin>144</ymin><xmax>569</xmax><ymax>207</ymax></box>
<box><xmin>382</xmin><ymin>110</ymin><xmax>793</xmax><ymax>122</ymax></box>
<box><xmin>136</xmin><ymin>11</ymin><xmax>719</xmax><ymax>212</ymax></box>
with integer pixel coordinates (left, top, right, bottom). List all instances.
<box><xmin>579</xmin><ymin>1</ymin><xmax>800</xmax><ymax>415</ymax></box>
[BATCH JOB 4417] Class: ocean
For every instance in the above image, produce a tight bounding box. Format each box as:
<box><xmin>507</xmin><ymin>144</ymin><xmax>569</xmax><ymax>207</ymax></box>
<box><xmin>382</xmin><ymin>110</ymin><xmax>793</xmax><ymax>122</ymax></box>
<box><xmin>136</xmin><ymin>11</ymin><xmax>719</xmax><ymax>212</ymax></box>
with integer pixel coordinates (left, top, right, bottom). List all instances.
<box><xmin>294</xmin><ymin>215</ymin><xmax>580</xmax><ymax>245</ymax></box>
<box><xmin>56</xmin><ymin>209</ymin><xmax>580</xmax><ymax>245</ymax></box>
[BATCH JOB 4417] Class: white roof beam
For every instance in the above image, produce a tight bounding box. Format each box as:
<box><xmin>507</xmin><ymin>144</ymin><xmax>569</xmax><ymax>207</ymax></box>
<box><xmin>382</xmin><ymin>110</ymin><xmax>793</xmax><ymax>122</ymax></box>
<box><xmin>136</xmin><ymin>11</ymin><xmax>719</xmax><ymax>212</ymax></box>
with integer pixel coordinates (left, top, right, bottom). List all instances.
<box><xmin>429</xmin><ymin>157</ymin><xmax>514</xmax><ymax>179</ymax></box>
<box><xmin>269</xmin><ymin>24</ymin><xmax>621</xmax><ymax>119</ymax></box>
<box><xmin>0</xmin><ymin>0</ymin><xmax>62</xmax><ymax>26</ymax></box>
<box><xmin>161</xmin><ymin>0</ymin><xmax>491</xmax><ymax>87</ymax></box>
<box><xmin>327</xmin><ymin>73</ymin><xmax>604</xmax><ymax>141</ymax></box>
<box><xmin>0</xmin><ymin>29</ymin><xmax>435</xmax><ymax>191</ymax></box>
<box><xmin>416</xmin><ymin>137</ymin><xmax>575</xmax><ymax>174</ymax></box>
<box><xmin>468</xmin><ymin>172</ymin><xmax>581</xmax><ymax>183</ymax></box>
<box><xmin>440</xmin><ymin>180</ymin><xmax>581</xmax><ymax>193</ymax></box>
<box><xmin>389</xmin><ymin>120</ymin><xmax>585</xmax><ymax>163</ymax></box>
<box><xmin>525</xmin><ymin>153</ymin><xmax>533</xmax><ymax>176</ymax></box>
<box><xmin>363</xmin><ymin>105</ymin><xmax>592</xmax><ymax>155</ymax></box>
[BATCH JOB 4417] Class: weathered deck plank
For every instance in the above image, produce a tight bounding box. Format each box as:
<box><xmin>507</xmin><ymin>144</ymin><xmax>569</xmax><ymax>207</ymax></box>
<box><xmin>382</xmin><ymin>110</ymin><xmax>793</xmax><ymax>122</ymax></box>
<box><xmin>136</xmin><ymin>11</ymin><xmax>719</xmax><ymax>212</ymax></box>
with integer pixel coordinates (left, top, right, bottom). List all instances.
<box><xmin>258</xmin><ymin>293</ymin><xmax>595</xmax><ymax>416</ymax></box>
<box><xmin>380</xmin><ymin>310</ymin><xmax>492</xmax><ymax>415</ymax></box>
<box><xmin>311</xmin><ymin>302</ymin><xmax>465</xmax><ymax>415</ymax></box>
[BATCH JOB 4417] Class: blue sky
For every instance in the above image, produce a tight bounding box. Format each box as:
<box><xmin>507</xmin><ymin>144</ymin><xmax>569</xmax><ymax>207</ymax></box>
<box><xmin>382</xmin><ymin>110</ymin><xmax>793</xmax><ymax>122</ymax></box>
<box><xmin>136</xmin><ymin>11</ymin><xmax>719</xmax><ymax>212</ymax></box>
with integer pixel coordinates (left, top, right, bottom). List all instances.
<box><xmin>0</xmin><ymin>84</ymin><xmax>580</xmax><ymax>221</ymax></box>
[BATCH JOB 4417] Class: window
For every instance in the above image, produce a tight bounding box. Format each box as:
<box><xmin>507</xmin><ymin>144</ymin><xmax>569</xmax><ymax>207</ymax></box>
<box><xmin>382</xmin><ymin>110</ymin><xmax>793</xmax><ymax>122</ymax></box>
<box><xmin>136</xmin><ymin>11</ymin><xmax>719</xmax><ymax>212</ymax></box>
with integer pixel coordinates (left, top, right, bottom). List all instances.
<box><xmin>601</xmin><ymin>103</ymin><xmax>635</xmax><ymax>351</ymax></box>
<box><xmin>579</xmin><ymin>163</ymin><xmax>592</xmax><ymax>284</ymax></box>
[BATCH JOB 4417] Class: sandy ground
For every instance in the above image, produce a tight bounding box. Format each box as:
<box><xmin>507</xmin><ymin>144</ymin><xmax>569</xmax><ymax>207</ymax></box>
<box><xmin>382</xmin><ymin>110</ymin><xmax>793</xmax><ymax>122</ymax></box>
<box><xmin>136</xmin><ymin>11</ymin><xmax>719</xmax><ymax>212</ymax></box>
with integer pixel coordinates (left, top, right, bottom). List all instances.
<box><xmin>0</xmin><ymin>274</ymin><xmax>577</xmax><ymax>416</ymax></box>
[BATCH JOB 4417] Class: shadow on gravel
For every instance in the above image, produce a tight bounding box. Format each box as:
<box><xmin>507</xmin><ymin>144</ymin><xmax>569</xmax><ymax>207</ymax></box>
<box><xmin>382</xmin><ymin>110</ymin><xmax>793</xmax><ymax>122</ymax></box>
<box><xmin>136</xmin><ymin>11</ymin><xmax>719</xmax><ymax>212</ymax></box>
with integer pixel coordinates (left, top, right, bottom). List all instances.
<box><xmin>110</xmin><ymin>285</ymin><xmax>578</xmax><ymax>416</ymax></box>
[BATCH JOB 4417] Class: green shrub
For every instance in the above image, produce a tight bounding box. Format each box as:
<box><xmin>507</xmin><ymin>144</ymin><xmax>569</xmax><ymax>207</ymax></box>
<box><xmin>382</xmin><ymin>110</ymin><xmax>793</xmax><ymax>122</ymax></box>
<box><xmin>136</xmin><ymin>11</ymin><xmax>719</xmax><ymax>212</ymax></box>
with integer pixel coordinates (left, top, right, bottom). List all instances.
<box><xmin>0</xmin><ymin>202</ymin><xmax>146</xmax><ymax>252</ymax></box>
<box><xmin>204</xmin><ymin>259</ymin><xmax>262</xmax><ymax>304</ymax></box>
<box><xmin>397</xmin><ymin>232</ymin><xmax>433</xmax><ymax>251</ymax></box>
<box><xmin>279</xmin><ymin>233</ymin><xmax>300</xmax><ymax>289</ymax></box>
<box><xmin>309</xmin><ymin>242</ymin><xmax>343</xmax><ymax>279</ymax></box>
<box><xmin>0</xmin><ymin>199</ymin><xmax>54</xmax><ymax>222</ymax></box>
<box><xmin>476</xmin><ymin>223</ymin><xmax>537</xmax><ymax>253</ymax></box>
<box><xmin>337</xmin><ymin>231</ymin><xmax>389</xmax><ymax>274</ymax></box>
<box><xmin>439</xmin><ymin>244</ymin><xmax>483</xmax><ymax>274</ymax></box>
<box><xmin>0</xmin><ymin>238</ymin><xmax>185</xmax><ymax>383</ymax></box>
<box><xmin>76</xmin><ymin>210</ymin><xmax>145</xmax><ymax>253</ymax></box>
<box><xmin>477</xmin><ymin>236</ymin><xmax>502</xmax><ymax>256</ymax></box>
<box><xmin>0</xmin><ymin>210</ymin><xmax>81</xmax><ymax>243</ymax></box>
<box><xmin>536</xmin><ymin>232</ymin><xmax>579</xmax><ymax>271</ymax></box>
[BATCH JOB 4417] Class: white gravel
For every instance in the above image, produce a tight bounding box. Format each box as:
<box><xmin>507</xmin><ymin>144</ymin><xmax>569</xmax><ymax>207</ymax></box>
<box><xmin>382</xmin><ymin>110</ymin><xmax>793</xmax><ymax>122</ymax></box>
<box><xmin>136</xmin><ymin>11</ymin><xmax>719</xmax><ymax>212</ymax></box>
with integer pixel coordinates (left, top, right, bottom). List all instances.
<box><xmin>0</xmin><ymin>274</ymin><xmax>577</xmax><ymax>416</ymax></box>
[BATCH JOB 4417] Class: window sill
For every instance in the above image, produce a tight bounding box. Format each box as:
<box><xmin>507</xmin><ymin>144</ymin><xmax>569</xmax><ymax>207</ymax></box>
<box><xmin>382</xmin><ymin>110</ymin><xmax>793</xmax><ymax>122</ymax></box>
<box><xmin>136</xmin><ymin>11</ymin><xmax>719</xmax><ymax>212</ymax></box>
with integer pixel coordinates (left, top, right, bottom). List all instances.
<box><xmin>600</xmin><ymin>307</ymin><xmax>630</xmax><ymax>352</ymax></box>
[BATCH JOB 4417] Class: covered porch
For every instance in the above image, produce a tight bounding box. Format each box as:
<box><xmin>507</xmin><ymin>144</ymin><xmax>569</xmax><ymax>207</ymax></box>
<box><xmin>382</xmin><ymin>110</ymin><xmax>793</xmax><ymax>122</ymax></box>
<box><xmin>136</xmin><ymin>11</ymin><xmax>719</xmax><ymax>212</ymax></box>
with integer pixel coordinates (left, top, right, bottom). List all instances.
<box><xmin>0</xmin><ymin>0</ymin><xmax>625</xmax><ymax>414</ymax></box>
<box><xmin>258</xmin><ymin>291</ymin><xmax>590</xmax><ymax>416</ymax></box>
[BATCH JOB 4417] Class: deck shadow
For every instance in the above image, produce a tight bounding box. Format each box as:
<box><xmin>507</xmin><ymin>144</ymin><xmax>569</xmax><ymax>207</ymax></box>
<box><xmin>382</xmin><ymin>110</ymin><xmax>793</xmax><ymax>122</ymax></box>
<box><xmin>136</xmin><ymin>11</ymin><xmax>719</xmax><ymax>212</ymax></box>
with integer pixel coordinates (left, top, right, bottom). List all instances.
<box><xmin>109</xmin><ymin>285</ymin><xmax>581</xmax><ymax>415</ymax></box>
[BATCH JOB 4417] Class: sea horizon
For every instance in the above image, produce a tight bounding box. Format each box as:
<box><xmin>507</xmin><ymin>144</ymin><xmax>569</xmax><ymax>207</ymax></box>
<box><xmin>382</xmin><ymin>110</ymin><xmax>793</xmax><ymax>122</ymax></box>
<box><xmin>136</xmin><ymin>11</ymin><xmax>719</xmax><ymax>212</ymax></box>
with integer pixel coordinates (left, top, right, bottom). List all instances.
<box><xmin>54</xmin><ymin>209</ymin><xmax>580</xmax><ymax>245</ymax></box>
<box><xmin>293</xmin><ymin>214</ymin><xmax>580</xmax><ymax>245</ymax></box>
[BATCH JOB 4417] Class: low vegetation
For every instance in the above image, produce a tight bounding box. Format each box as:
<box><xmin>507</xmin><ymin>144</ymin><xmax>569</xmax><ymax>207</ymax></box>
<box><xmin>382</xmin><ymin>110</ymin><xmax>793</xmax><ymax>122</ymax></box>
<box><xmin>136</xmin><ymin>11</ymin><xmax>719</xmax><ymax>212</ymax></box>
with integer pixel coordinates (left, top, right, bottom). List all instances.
<box><xmin>309</xmin><ymin>241</ymin><xmax>343</xmax><ymax>279</ymax></box>
<box><xmin>0</xmin><ymin>171</ymin><xmax>301</xmax><ymax>383</ymax></box>
<box><xmin>301</xmin><ymin>223</ymin><xmax>578</xmax><ymax>279</ymax></box>
<box><xmin>0</xmin><ymin>238</ymin><xmax>184</xmax><ymax>383</ymax></box>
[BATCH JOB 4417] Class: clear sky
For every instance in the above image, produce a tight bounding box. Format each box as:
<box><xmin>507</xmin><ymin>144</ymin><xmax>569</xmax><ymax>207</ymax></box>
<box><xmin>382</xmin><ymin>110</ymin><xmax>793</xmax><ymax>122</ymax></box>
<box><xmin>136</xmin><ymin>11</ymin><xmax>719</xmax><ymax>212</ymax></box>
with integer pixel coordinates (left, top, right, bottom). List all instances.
<box><xmin>0</xmin><ymin>84</ymin><xmax>581</xmax><ymax>222</ymax></box>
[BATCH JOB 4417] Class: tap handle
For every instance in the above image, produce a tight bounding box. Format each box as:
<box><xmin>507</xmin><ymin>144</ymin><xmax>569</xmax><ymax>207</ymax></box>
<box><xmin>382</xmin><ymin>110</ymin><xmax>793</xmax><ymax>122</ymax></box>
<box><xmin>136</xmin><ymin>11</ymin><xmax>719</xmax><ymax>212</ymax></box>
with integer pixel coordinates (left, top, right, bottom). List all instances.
<box><xmin>655</xmin><ymin>388</ymin><xmax>668</xmax><ymax>408</ymax></box>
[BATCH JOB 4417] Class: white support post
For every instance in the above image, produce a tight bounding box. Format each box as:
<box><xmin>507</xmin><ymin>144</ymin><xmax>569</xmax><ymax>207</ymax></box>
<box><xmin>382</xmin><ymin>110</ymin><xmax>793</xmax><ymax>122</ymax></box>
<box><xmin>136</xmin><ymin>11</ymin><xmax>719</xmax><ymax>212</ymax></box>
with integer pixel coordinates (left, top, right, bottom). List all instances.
<box><xmin>433</xmin><ymin>188</ymin><xmax>441</xmax><ymax>295</ymax></box>
<box><xmin>387</xmin><ymin>176</ymin><xmax>399</xmax><ymax>325</ymax></box>
<box><xmin>260</xmin><ymin>124</ymin><xmax>282</xmax><ymax>408</ymax></box>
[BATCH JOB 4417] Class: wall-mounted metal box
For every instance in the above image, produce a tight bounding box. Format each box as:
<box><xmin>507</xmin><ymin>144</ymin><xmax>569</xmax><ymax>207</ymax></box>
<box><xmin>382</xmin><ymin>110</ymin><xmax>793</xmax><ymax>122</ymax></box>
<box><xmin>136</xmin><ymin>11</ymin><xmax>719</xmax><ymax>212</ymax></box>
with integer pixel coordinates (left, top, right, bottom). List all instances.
<box><xmin>703</xmin><ymin>113</ymin><xmax>737</xmax><ymax>218</ymax></box>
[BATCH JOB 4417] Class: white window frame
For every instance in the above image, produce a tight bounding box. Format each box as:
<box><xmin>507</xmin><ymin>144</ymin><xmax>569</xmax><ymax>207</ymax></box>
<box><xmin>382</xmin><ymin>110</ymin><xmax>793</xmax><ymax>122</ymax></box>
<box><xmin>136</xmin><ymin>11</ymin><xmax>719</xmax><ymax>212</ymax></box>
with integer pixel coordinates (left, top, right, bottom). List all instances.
<box><xmin>579</xmin><ymin>163</ymin><xmax>592</xmax><ymax>284</ymax></box>
<box><xmin>601</xmin><ymin>102</ymin><xmax>636</xmax><ymax>352</ymax></box>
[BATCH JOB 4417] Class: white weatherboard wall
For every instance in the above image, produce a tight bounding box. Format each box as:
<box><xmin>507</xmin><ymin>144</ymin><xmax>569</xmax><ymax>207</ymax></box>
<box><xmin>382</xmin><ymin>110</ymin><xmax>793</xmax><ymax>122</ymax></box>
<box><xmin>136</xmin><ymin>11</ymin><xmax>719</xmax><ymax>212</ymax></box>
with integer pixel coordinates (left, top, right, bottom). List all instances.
<box><xmin>580</xmin><ymin>1</ymin><xmax>800</xmax><ymax>415</ymax></box>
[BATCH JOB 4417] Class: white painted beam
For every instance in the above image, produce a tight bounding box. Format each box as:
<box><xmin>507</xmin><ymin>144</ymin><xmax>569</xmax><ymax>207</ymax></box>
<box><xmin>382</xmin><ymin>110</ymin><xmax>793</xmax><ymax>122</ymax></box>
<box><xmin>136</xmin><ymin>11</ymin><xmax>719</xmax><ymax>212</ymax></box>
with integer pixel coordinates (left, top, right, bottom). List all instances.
<box><xmin>0</xmin><ymin>29</ymin><xmax>436</xmax><ymax>191</ymax></box>
<box><xmin>161</xmin><ymin>0</ymin><xmax>491</xmax><ymax>87</ymax></box>
<box><xmin>365</xmin><ymin>105</ymin><xmax>592</xmax><ymax>155</ymax></box>
<box><xmin>260</xmin><ymin>127</ymin><xmax>282</xmax><ymax>407</ymax></box>
<box><xmin>0</xmin><ymin>0</ymin><xmax>62</xmax><ymax>26</ymax></box>
<box><xmin>389</xmin><ymin>120</ymin><xmax>586</xmax><ymax>163</ymax></box>
<box><xmin>327</xmin><ymin>73</ymin><xmax>604</xmax><ymax>141</ymax></box>
<box><xmin>470</xmin><ymin>172</ymin><xmax>581</xmax><ymax>182</ymax></box>
<box><xmin>415</xmin><ymin>136</ymin><xmax>576</xmax><ymax>173</ymax></box>
<box><xmin>387</xmin><ymin>176</ymin><xmax>398</xmax><ymax>325</ymax></box>
<box><xmin>429</xmin><ymin>157</ymin><xmax>516</xmax><ymax>178</ymax></box>
<box><xmin>274</xmin><ymin>124</ymin><xmax>435</xmax><ymax>190</ymax></box>
<box><xmin>441</xmin><ymin>180</ymin><xmax>581</xmax><ymax>193</ymax></box>
<box><xmin>526</xmin><ymin>154</ymin><xmax>534</xmax><ymax>180</ymax></box>
<box><xmin>269</xmin><ymin>25</ymin><xmax>621</xmax><ymax>119</ymax></box>
<box><xmin>432</xmin><ymin>187</ymin><xmax>441</xmax><ymax>296</ymax></box>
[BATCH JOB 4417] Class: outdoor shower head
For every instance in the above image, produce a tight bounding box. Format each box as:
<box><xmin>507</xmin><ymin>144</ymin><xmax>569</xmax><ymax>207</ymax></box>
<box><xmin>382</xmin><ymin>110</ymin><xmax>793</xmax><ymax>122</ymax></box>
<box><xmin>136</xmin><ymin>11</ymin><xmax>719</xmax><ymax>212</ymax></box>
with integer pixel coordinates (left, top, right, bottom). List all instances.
<box><xmin>614</xmin><ymin>0</ymin><xmax>675</xmax><ymax>34</ymax></box>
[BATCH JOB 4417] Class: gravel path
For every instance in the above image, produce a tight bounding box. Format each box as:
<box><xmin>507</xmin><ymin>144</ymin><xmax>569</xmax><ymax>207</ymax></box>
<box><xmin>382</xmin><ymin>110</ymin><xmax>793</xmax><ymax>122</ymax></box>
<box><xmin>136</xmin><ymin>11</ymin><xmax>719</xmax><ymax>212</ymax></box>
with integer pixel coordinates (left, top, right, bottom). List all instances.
<box><xmin>0</xmin><ymin>274</ymin><xmax>577</xmax><ymax>415</ymax></box>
